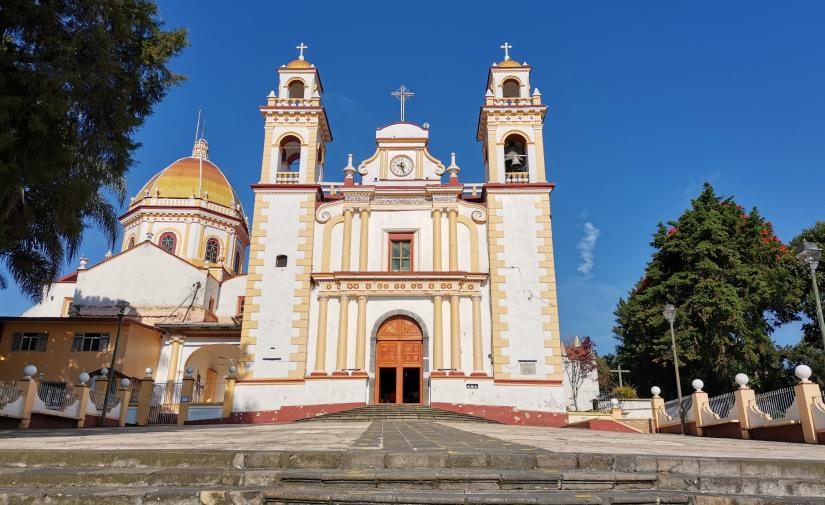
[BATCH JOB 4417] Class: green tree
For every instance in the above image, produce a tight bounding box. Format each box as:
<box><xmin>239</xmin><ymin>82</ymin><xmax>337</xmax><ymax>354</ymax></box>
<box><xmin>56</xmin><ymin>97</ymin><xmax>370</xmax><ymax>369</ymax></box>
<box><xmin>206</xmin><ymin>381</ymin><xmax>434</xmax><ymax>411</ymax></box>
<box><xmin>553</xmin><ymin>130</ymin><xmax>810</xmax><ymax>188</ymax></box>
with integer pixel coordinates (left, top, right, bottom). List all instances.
<box><xmin>614</xmin><ymin>184</ymin><xmax>802</xmax><ymax>397</ymax></box>
<box><xmin>0</xmin><ymin>0</ymin><xmax>187</xmax><ymax>298</ymax></box>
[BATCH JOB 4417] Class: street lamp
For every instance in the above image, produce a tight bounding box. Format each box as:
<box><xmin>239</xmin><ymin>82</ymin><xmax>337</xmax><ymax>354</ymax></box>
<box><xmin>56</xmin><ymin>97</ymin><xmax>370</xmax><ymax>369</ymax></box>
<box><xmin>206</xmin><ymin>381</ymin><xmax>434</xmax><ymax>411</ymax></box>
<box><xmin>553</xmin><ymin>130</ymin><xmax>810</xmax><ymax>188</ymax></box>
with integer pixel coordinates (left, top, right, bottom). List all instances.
<box><xmin>663</xmin><ymin>303</ymin><xmax>686</xmax><ymax>435</ymax></box>
<box><xmin>796</xmin><ymin>241</ymin><xmax>825</xmax><ymax>351</ymax></box>
<box><xmin>99</xmin><ymin>299</ymin><xmax>129</xmax><ymax>426</ymax></box>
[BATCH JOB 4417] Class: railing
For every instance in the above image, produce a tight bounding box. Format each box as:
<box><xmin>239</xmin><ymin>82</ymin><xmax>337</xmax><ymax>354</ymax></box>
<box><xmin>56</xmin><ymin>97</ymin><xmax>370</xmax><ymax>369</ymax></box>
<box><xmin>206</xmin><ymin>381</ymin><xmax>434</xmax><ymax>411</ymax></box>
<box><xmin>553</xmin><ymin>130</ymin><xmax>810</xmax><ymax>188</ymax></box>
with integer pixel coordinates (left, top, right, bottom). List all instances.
<box><xmin>266</xmin><ymin>96</ymin><xmax>321</xmax><ymax>107</ymax></box>
<box><xmin>275</xmin><ymin>172</ymin><xmax>300</xmax><ymax>184</ymax></box>
<box><xmin>129</xmin><ymin>382</ymin><xmax>141</xmax><ymax>405</ymax></box>
<box><xmin>487</xmin><ymin>97</ymin><xmax>537</xmax><ymax>106</ymax></box>
<box><xmin>707</xmin><ymin>391</ymin><xmax>736</xmax><ymax>419</ymax></box>
<box><xmin>36</xmin><ymin>382</ymin><xmax>77</xmax><ymax>412</ymax></box>
<box><xmin>664</xmin><ymin>396</ymin><xmax>692</xmax><ymax>419</ymax></box>
<box><xmin>504</xmin><ymin>172</ymin><xmax>529</xmax><ymax>183</ymax></box>
<box><xmin>149</xmin><ymin>382</ymin><xmax>182</xmax><ymax>425</ymax></box>
<box><xmin>754</xmin><ymin>386</ymin><xmax>795</xmax><ymax>420</ymax></box>
<box><xmin>0</xmin><ymin>381</ymin><xmax>22</xmax><ymax>408</ymax></box>
<box><xmin>88</xmin><ymin>389</ymin><xmax>118</xmax><ymax>414</ymax></box>
<box><xmin>192</xmin><ymin>382</ymin><xmax>224</xmax><ymax>404</ymax></box>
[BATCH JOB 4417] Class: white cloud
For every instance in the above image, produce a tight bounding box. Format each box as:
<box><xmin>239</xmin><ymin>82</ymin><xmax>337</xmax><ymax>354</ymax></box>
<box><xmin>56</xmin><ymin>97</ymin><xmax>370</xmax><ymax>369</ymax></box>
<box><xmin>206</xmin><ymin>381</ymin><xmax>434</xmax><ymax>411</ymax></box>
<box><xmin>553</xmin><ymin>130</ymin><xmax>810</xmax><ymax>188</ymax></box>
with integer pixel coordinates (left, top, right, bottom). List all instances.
<box><xmin>576</xmin><ymin>222</ymin><xmax>601</xmax><ymax>278</ymax></box>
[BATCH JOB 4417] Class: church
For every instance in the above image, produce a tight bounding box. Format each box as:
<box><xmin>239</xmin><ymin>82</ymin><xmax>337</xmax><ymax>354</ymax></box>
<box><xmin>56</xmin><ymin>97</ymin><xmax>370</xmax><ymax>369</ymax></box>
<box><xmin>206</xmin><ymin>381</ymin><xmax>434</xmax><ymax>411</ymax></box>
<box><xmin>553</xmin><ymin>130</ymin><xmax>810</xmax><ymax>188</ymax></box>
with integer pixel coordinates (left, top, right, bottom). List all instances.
<box><xmin>1</xmin><ymin>44</ymin><xmax>574</xmax><ymax>425</ymax></box>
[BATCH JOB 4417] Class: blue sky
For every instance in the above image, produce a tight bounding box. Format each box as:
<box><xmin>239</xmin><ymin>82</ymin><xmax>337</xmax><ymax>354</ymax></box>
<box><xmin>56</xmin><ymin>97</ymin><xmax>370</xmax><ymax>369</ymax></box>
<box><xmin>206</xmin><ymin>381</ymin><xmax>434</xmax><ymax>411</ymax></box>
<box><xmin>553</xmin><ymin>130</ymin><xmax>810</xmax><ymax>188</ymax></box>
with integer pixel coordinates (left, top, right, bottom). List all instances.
<box><xmin>2</xmin><ymin>1</ymin><xmax>824</xmax><ymax>354</ymax></box>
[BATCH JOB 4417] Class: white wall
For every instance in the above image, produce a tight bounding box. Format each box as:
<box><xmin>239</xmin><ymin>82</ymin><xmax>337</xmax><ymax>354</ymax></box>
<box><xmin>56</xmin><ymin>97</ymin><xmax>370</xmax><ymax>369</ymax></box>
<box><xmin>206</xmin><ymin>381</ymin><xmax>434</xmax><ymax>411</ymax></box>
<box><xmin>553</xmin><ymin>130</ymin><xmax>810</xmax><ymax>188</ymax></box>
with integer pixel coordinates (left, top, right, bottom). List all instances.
<box><xmin>215</xmin><ymin>275</ymin><xmax>247</xmax><ymax>317</ymax></box>
<box><xmin>22</xmin><ymin>282</ymin><xmax>76</xmax><ymax>317</ymax></box>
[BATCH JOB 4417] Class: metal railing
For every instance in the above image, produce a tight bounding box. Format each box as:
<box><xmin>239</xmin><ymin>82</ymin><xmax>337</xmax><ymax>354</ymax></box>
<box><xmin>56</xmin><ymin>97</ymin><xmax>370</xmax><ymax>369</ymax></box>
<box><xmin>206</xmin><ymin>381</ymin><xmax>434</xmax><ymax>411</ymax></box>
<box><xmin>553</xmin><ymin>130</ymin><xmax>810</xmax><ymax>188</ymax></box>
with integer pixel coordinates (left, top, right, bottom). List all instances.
<box><xmin>149</xmin><ymin>382</ymin><xmax>182</xmax><ymax>424</ymax></box>
<box><xmin>707</xmin><ymin>391</ymin><xmax>736</xmax><ymax>419</ymax></box>
<box><xmin>192</xmin><ymin>382</ymin><xmax>224</xmax><ymax>404</ymax></box>
<box><xmin>663</xmin><ymin>396</ymin><xmax>692</xmax><ymax>419</ymax></box>
<box><xmin>754</xmin><ymin>386</ymin><xmax>795</xmax><ymax>420</ymax></box>
<box><xmin>36</xmin><ymin>382</ymin><xmax>77</xmax><ymax>412</ymax></box>
<box><xmin>129</xmin><ymin>382</ymin><xmax>141</xmax><ymax>405</ymax></box>
<box><xmin>88</xmin><ymin>390</ymin><xmax>118</xmax><ymax>414</ymax></box>
<box><xmin>504</xmin><ymin>172</ymin><xmax>529</xmax><ymax>183</ymax></box>
<box><xmin>0</xmin><ymin>381</ymin><xmax>22</xmax><ymax>407</ymax></box>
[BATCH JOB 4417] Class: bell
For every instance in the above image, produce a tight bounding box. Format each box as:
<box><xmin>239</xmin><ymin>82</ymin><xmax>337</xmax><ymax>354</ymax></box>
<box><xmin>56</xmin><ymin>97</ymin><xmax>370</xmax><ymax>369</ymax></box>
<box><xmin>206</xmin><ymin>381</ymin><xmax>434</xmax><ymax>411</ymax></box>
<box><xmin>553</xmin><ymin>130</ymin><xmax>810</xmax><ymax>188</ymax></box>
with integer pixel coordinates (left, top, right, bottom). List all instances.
<box><xmin>505</xmin><ymin>149</ymin><xmax>523</xmax><ymax>166</ymax></box>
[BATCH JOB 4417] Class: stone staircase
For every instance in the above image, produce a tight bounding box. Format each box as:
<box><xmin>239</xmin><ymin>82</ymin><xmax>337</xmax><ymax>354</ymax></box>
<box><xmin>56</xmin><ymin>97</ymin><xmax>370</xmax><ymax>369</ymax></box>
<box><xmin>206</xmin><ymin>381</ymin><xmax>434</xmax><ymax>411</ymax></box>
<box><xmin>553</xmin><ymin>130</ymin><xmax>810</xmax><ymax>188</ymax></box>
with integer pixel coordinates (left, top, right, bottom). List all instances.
<box><xmin>296</xmin><ymin>404</ymin><xmax>499</xmax><ymax>423</ymax></box>
<box><xmin>0</xmin><ymin>448</ymin><xmax>823</xmax><ymax>504</ymax></box>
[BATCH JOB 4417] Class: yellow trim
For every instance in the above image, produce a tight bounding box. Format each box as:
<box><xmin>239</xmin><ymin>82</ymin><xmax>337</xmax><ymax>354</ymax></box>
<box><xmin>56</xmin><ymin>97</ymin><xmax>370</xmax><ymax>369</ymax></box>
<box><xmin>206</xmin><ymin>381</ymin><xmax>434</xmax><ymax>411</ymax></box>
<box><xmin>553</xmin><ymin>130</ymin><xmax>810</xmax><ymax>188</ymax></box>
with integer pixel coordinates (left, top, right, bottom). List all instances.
<box><xmin>166</xmin><ymin>338</ymin><xmax>183</xmax><ymax>382</ymax></box>
<box><xmin>358</xmin><ymin>209</ymin><xmax>370</xmax><ymax>271</ymax></box>
<box><xmin>335</xmin><ymin>295</ymin><xmax>350</xmax><ymax>371</ymax></box>
<box><xmin>313</xmin><ymin>296</ymin><xmax>329</xmax><ymax>373</ymax></box>
<box><xmin>432</xmin><ymin>295</ymin><xmax>444</xmax><ymax>370</ymax></box>
<box><xmin>448</xmin><ymin>209</ymin><xmax>458</xmax><ymax>270</ymax></box>
<box><xmin>321</xmin><ymin>214</ymin><xmax>346</xmax><ymax>271</ymax></box>
<box><xmin>341</xmin><ymin>208</ymin><xmax>353</xmax><ymax>270</ymax></box>
<box><xmin>486</xmin><ymin>195</ymin><xmax>510</xmax><ymax>378</ymax></box>
<box><xmin>535</xmin><ymin>195</ymin><xmax>562</xmax><ymax>381</ymax></box>
<box><xmin>449</xmin><ymin>294</ymin><xmax>461</xmax><ymax>371</ymax></box>
<box><xmin>432</xmin><ymin>209</ymin><xmax>442</xmax><ymax>271</ymax></box>
<box><xmin>182</xmin><ymin>221</ymin><xmax>192</xmax><ymax>258</ymax></box>
<box><xmin>455</xmin><ymin>214</ymin><xmax>480</xmax><ymax>271</ymax></box>
<box><xmin>355</xmin><ymin>295</ymin><xmax>367</xmax><ymax>371</ymax></box>
<box><xmin>533</xmin><ymin>125</ymin><xmax>547</xmax><ymax>183</ymax></box>
<box><xmin>471</xmin><ymin>295</ymin><xmax>483</xmax><ymax>373</ymax></box>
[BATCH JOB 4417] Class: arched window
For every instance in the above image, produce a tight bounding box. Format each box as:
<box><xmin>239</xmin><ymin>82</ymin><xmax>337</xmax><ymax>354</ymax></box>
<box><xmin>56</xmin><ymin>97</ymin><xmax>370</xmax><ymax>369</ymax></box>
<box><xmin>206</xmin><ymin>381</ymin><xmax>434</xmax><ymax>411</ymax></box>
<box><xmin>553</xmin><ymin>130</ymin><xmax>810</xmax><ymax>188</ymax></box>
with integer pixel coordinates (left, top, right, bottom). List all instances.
<box><xmin>127</xmin><ymin>237</ymin><xmax>136</xmax><ymax>249</ymax></box>
<box><xmin>204</xmin><ymin>238</ymin><xmax>220</xmax><ymax>263</ymax></box>
<box><xmin>276</xmin><ymin>254</ymin><xmax>288</xmax><ymax>268</ymax></box>
<box><xmin>233</xmin><ymin>250</ymin><xmax>241</xmax><ymax>272</ymax></box>
<box><xmin>502</xmin><ymin>78</ymin><xmax>520</xmax><ymax>98</ymax></box>
<box><xmin>279</xmin><ymin>135</ymin><xmax>302</xmax><ymax>172</ymax></box>
<box><xmin>287</xmin><ymin>80</ymin><xmax>305</xmax><ymax>99</ymax></box>
<box><xmin>503</xmin><ymin>134</ymin><xmax>528</xmax><ymax>173</ymax></box>
<box><xmin>159</xmin><ymin>232</ymin><xmax>177</xmax><ymax>254</ymax></box>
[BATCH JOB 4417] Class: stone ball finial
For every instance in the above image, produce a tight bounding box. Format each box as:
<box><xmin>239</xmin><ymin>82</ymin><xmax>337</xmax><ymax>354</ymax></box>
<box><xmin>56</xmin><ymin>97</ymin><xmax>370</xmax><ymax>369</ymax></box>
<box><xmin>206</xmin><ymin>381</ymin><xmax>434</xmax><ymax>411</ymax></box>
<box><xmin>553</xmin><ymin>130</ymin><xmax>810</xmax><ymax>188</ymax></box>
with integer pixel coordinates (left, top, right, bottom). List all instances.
<box><xmin>610</xmin><ymin>398</ymin><xmax>619</xmax><ymax>406</ymax></box>
<box><xmin>735</xmin><ymin>373</ymin><xmax>749</xmax><ymax>388</ymax></box>
<box><xmin>144</xmin><ymin>367</ymin><xmax>153</xmax><ymax>378</ymax></box>
<box><xmin>795</xmin><ymin>364</ymin><xmax>812</xmax><ymax>383</ymax></box>
<box><xmin>185</xmin><ymin>367</ymin><xmax>194</xmax><ymax>377</ymax></box>
<box><xmin>78</xmin><ymin>372</ymin><xmax>90</xmax><ymax>385</ymax></box>
<box><xmin>650</xmin><ymin>386</ymin><xmax>661</xmax><ymax>397</ymax></box>
<box><xmin>228</xmin><ymin>365</ymin><xmax>237</xmax><ymax>376</ymax></box>
<box><xmin>23</xmin><ymin>364</ymin><xmax>37</xmax><ymax>380</ymax></box>
<box><xmin>691</xmin><ymin>379</ymin><xmax>704</xmax><ymax>392</ymax></box>
<box><xmin>100</xmin><ymin>368</ymin><xmax>109</xmax><ymax>377</ymax></box>
<box><xmin>120</xmin><ymin>378</ymin><xmax>131</xmax><ymax>389</ymax></box>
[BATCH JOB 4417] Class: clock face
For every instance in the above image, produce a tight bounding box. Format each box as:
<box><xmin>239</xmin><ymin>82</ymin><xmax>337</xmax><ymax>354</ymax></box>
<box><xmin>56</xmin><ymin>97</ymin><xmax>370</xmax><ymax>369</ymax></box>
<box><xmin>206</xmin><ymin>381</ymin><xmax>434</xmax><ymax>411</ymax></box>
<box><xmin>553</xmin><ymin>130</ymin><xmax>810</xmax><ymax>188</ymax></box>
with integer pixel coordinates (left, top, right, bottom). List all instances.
<box><xmin>390</xmin><ymin>155</ymin><xmax>414</xmax><ymax>177</ymax></box>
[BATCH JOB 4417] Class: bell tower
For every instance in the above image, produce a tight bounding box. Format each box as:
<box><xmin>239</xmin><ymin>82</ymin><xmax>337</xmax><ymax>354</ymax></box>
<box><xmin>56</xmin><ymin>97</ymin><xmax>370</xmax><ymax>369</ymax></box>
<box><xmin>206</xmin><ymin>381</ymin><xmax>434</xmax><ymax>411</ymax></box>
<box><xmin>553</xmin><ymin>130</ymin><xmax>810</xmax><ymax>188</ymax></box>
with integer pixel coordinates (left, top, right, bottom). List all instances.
<box><xmin>476</xmin><ymin>42</ymin><xmax>548</xmax><ymax>184</ymax></box>
<box><xmin>259</xmin><ymin>43</ymin><xmax>332</xmax><ymax>184</ymax></box>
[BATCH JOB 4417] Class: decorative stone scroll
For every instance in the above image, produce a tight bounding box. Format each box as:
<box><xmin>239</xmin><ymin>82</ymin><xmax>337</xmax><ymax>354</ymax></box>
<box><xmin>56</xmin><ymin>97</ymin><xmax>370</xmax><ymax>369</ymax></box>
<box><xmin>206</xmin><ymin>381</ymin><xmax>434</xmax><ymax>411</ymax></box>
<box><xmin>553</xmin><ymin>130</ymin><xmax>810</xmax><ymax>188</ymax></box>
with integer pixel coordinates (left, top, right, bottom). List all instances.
<box><xmin>314</xmin><ymin>274</ymin><xmax>487</xmax><ymax>298</ymax></box>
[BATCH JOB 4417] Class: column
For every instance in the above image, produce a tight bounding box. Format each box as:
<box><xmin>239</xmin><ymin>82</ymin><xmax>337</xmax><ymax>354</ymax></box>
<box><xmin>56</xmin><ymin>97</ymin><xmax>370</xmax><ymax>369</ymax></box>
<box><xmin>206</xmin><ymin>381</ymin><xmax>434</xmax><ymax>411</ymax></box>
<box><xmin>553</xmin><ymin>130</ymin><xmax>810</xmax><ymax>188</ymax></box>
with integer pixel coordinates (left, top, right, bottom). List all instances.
<box><xmin>470</xmin><ymin>295</ymin><xmax>484</xmax><ymax>376</ymax></box>
<box><xmin>432</xmin><ymin>209</ymin><xmax>442</xmax><ymax>271</ymax></box>
<box><xmin>341</xmin><ymin>208</ymin><xmax>353</xmax><ymax>270</ymax></box>
<box><xmin>448</xmin><ymin>209</ymin><xmax>458</xmax><ymax>271</ymax></box>
<box><xmin>312</xmin><ymin>296</ymin><xmax>329</xmax><ymax>375</ymax></box>
<box><xmin>431</xmin><ymin>295</ymin><xmax>445</xmax><ymax>376</ymax></box>
<box><xmin>358</xmin><ymin>209</ymin><xmax>370</xmax><ymax>271</ymax></box>
<box><xmin>334</xmin><ymin>295</ymin><xmax>350</xmax><ymax>375</ymax></box>
<box><xmin>354</xmin><ymin>295</ymin><xmax>368</xmax><ymax>375</ymax></box>
<box><xmin>449</xmin><ymin>294</ymin><xmax>462</xmax><ymax>374</ymax></box>
<box><xmin>166</xmin><ymin>337</ymin><xmax>183</xmax><ymax>382</ymax></box>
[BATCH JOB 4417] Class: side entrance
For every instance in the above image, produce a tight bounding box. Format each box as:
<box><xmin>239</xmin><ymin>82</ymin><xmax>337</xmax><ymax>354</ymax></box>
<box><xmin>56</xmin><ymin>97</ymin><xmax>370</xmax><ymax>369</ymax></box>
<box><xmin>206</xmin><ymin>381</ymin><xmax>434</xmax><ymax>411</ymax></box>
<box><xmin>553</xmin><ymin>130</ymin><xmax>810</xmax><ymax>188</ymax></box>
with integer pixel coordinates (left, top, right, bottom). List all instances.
<box><xmin>375</xmin><ymin>316</ymin><xmax>423</xmax><ymax>404</ymax></box>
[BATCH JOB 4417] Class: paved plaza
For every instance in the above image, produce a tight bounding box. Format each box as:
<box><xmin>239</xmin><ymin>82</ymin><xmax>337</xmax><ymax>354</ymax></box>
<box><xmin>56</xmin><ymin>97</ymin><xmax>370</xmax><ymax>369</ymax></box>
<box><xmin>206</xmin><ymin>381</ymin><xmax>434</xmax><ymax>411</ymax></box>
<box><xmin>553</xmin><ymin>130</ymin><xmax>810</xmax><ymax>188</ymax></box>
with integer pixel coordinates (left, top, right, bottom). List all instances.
<box><xmin>1</xmin><ymin>421</ymin><xmax>823</xmax><ymax>461</ymax></box>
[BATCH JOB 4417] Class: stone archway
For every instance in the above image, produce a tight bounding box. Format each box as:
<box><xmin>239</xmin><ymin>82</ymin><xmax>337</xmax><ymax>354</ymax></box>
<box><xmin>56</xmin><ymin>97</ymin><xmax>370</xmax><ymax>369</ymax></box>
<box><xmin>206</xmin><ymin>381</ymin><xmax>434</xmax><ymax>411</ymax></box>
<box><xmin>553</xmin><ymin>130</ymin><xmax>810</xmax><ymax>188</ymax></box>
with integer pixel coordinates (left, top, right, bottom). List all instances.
<box><xmin>183</xmin><ymin>344</ymin><xmax>238</xmax><ymax>403</ymax></box>
<box><xmin>369</xmin><ymin>310</ymin><xmax>430</xmax><ymax>405</ymax></box>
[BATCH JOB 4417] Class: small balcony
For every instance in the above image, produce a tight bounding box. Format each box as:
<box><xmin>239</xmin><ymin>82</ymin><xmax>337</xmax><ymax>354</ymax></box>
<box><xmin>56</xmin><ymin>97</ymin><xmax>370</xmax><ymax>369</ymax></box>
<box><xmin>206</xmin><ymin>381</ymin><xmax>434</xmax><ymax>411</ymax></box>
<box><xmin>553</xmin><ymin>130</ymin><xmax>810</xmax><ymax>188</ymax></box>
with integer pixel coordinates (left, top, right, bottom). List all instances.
<box><xmin>275</xmin><ymin>172</ymin><xmax>300</xmax><ymax>184</ymax></box>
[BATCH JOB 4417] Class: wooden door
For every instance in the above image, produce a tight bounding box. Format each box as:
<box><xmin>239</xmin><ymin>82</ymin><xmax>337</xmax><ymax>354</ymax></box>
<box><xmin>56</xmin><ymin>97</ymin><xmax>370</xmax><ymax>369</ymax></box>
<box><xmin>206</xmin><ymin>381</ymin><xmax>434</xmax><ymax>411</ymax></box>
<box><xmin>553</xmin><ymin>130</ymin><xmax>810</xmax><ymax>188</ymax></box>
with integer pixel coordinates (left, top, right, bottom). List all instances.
<box><xmin>375</xmin><ymin>316</ymin><xmax>423</xmax><ymax>404</ymax></box>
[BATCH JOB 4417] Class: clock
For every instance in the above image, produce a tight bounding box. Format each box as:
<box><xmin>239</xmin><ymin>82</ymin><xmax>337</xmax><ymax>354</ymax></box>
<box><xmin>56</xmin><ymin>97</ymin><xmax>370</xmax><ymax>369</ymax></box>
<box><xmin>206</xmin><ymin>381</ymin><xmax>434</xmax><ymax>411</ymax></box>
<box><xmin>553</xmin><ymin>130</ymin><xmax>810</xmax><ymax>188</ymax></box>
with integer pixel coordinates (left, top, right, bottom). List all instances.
<box><xmin>390</xmin><ymin>155</ymin><xmax>414</xmax><ymax>177</ymax></box>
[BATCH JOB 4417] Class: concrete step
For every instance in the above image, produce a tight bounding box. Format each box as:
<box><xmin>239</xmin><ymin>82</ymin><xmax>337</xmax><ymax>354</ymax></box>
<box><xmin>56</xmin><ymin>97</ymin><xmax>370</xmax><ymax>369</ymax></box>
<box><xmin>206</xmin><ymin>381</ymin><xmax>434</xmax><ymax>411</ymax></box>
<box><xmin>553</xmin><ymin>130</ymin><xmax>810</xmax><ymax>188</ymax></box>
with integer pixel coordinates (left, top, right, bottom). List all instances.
<box><xmin>298</xmin><ymin>405</ymin><xmax>497</xmax><ymax>424</ymax></box>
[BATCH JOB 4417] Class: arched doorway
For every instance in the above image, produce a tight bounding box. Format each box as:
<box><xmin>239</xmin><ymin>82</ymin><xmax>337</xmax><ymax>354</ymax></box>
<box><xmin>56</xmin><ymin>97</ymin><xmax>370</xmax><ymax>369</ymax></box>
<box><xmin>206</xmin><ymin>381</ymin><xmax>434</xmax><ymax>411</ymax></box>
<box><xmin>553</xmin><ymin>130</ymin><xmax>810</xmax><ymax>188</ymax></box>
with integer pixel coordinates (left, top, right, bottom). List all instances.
<box><xmin>375</xmin><ymin>316</ymin><xmax>423</xmax><ymax>404</ymax></box>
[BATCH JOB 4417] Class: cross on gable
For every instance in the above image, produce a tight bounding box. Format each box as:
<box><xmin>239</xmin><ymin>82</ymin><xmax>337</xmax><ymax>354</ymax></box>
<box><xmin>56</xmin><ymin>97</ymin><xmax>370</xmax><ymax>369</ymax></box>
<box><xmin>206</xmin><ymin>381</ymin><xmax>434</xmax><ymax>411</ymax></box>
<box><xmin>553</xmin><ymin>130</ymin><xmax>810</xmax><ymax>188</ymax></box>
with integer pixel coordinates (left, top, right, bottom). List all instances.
<box><xmin>391</xmin><ymin>84</ymin><xmax>414</xmax><ymax>122</ymax></box>
<box><xmin>296</xmin><ymin>42</ymin><xmax>308</xmax><ymax>60</ymax></box>
<box><xmin>500</xmin><ymin>42</ymin><xmax>512</xmax><ymax>61</ymax></box>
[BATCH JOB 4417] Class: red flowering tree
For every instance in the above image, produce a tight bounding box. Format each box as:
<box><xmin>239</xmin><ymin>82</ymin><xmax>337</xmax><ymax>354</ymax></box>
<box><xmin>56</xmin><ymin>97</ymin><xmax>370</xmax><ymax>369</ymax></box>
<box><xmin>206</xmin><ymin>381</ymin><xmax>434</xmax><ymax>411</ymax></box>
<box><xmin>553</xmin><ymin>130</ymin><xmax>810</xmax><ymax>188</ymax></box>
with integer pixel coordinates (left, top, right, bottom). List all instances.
<box><xmin>615</xmin><ymin>184</ymin><xmax>803</xmax><ymax>396</ymax></box>
<box><xmin>563</xmin><ymin>336</ymin><xmax>597</xmax><ymax>410</ymax></box>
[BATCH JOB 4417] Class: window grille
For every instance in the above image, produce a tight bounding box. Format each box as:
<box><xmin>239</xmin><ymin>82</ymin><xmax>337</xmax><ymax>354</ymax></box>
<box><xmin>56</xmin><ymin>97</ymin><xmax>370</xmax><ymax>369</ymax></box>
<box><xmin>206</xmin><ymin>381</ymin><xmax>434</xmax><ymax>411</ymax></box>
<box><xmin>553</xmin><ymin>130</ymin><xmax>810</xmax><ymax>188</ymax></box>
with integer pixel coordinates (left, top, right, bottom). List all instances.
<box><xmin>205</xmin><ymin>238</ymin><xmax>220</xmax><ymax>263</ymax></box>
<box><xmin>71</xmin><ymin>333</ymin><xmax>110</xmax><ymax>352</ymax></box>
<box><xmin>11</xmin><ymin>332</ymin><xmax>47</xmax><ymax>352</ymax></box>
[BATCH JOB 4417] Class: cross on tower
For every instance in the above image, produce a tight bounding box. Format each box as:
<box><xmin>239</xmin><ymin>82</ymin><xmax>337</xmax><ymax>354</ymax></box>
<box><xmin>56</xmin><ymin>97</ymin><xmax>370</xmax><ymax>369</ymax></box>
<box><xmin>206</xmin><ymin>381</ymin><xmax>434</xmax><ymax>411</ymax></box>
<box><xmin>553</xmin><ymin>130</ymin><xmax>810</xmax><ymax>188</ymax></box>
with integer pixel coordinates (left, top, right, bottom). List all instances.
<box><xmin>296</xmin><ymin>42</ymin><xmax>308</xmax><ymax>60</ymax></box>
<box><xmin>391</xmin><ymin>84</ymin><xmax>414</xmax><ymax>122</ymax></box>
<box><xmin>610</xmin><ymin>365</ymin><xmax>629</xmax><ymax>388</ymax></box>
<box><xmin>500</xmin><ymin>42</ymin><xmax>512</xmax><ymax>61</ymax></box>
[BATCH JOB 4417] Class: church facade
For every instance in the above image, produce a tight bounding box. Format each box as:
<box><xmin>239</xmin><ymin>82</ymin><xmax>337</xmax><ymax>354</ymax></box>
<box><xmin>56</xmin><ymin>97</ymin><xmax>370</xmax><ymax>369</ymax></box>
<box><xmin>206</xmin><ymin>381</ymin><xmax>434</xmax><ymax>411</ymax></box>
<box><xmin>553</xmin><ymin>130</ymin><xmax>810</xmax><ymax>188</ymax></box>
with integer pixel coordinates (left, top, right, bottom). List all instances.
<box><xmin>5</xmin><ymin>45</ymin><xmax>571</xmax><ymax>424</ymax></box>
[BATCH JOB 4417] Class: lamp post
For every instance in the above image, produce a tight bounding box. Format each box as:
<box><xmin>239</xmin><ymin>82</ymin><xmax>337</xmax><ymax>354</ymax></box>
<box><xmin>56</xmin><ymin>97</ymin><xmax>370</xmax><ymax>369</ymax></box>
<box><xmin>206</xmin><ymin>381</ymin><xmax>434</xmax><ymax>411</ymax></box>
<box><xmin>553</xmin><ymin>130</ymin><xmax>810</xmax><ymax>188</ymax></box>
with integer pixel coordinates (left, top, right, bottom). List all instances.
<box><xmin>663</xmin><ymin>303</ymin><xmax>686</xmax><ymax>435</ymax></box>
<box><xmin>100</xmin><ymin>300</ymin><xmax>129</xmax><ymax>426</ymax></box>
<box><xmin>796</xmin><ymin>241</ymin><xmax>825</xmax><ymax>351</ymax></box>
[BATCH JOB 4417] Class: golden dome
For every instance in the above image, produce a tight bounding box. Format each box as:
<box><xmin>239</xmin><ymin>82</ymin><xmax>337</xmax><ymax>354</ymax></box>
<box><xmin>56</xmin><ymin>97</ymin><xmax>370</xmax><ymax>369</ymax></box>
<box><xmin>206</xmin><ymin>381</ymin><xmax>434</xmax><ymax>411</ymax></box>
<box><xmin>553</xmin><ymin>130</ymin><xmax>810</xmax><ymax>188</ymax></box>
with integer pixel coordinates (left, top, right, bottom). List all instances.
<box><xmin>286</xmin><ymin>58</ymin><xmax>312</xmax><ymax>69</ymax></box>
<box><xmin>497</xmin><ymin>59</ymin><xmax>523</xmax><ymax>68</ymax></box>
<box><xmin>134</xmin><ymin>142</ymin><xmax>244</xmax><ymax>218</ymax></box>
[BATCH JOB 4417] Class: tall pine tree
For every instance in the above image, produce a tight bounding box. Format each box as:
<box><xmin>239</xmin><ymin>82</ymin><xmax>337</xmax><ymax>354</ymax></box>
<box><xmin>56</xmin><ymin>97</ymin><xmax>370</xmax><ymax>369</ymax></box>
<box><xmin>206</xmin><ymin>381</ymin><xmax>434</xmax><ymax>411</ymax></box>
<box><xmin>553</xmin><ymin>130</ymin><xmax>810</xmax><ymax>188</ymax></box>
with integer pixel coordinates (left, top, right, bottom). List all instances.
<box><xmin>614</xmin><ymin>184</ymin><xmax>802</xmax><ymax>396</ymax></box>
